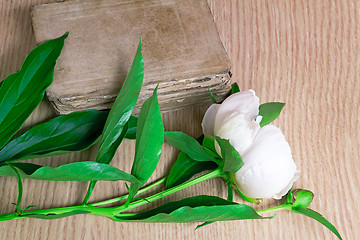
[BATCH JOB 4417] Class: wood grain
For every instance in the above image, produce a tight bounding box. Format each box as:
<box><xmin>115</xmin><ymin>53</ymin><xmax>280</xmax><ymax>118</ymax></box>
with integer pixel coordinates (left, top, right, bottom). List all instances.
<box><xmin>1</xmin><ymin>0</ymin><xmax>359</xmax><ymax>239</ymax></box>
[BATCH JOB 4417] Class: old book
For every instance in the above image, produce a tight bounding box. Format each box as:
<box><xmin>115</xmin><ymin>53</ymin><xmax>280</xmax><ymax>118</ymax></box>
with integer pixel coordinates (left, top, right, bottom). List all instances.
<box><xmin>31</xmin><ymin>0</ymin><xmax>231</xmax><ymax>114</ymax></box>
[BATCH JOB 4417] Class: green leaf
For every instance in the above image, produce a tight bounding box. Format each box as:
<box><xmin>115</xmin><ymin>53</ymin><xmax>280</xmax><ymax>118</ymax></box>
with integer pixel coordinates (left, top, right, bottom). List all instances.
<box><xmin>208</xmin><ymin>88</ymin><xmax>218</xmax><ymax>104</ymax></box>
<box><xmin>96</xmin><ymin>38</ymin><xmax>144</xmax><ymax>165</ymax></box>
<box><xmin>114</xmin><ymin>195</ymin><xmax>268</xmax><ymax>222</ymax></box>
<box><xmin>202</xmin><ymin>136</ymin><xmax>217</xmax><ymax>153</ymax></box>
<box><xmin>83</xmin><ymin>38</ymin><xmax>144</xmax><ymax>204</ymax></box>
<box><xmin>196</xmin><ymin>181</ymin><xmax>234</xmax><ymax>229</ymax></box>
<box><xmin>6</xmin><ymin>163</ymin><xmax>42</xmax><ymax>175</ymax></box>
<box><xmin>258</xmin><ymin>102</ymin><xmax>285</xmax><ymax>127</ymax></box>
<box><xmin>165</xmin><ymin>152</ymin><xmax>217</xmax><ymax>189</ymax></box>
<box><xmin>0</xmin><ymin>33</ymin><xmax>68</xmax><ymax>149</ymax></box>
<box><xmin>22</xmin><ymin>210</ymin><xmax>90</xmax><ymax>220</ymax></box>
<box><xmin>230</xmin><ymin>83</ymin><xmax>240</xmax><ymax>94</ymax></box>
<box><xmin>124</xmin><ymin>115</ymin><xmax>138</xmax><ymax>140</ymax></box>
<box><xmin>164</xmin><ymin>132</ymin><xmax>219</xmax><ymax>164</ymax></box>
<box><xmin>292</xmin><ymin>207</ymin><xmax>342</xmax><ymax>240</ymax></box>
<box><xmin>127</xmin><ymin>87</ymin><xmax>164</xmax><ymax>203</ymax></box>
<box><xmin>195</xmin><ymin>221</ymin><xmax>214</xmax><ymax>230</ymax></box>
<box><xmin>201</xmin><ymin>136</ymin><xmax>220</xmax><ymax>159</ymax></box>
<box><xmin>202</xmin><ymin>136</ymin><xmax>221</xmax><ymax>159</ymax></box>
<box><xmin>215</xmin><ymin>137</ymin><xmax>244</xmax><ymax>173</ymax></box>
<box><xmin>0</xmin><ymin>162</ymin><xmax>140</xmax><ymax>182</ymax></box>
<box><xmin>0</xmin><ymin>110</ymin><xmax>108</xmax><ymax>163</ymax></box>
<box><xmin>131</xmin><ymin>87</ymin><xmax>164</xmax><ymax>183</ymax></box>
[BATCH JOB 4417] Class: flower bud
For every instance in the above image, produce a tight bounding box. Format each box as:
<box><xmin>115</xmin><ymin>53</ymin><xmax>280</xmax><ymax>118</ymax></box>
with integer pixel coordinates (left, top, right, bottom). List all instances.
<box><xmin>291</xmin><ymin>189</ymin><xmax>314</xmax><ymax>208</ymax></box>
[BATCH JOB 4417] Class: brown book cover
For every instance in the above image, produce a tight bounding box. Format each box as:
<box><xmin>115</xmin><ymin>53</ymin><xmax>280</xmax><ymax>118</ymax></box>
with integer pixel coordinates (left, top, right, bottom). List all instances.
<box><xmin>31</xmin><ymin>0</ymin><xmax>231</xmax><ymax>114</ymax></box>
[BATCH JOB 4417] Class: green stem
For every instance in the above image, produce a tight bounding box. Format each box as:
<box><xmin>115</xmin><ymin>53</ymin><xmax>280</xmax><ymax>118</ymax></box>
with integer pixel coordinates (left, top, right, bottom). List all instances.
<box><xmin>88</xmin><ymin>177</ymin><xmax>167</xmax><ymax>207</ymax></box>
<box><xmin>256</xmin><ymin>204</ymin><xmax>291</xmax><ymax>215</ymax></box>
<box><xmin>114</xmin><ymin>168</ymin><xmax>224</xmax><ymax>213</ymax></box>
<box><xmin>82</xmin><ymin>180</ymin><xmax>96</xmax><ymax>205</ymax></box>
<box><xmin>0</xmin><ymin>169</ymin><xmax>223</xmax><ymax>222</ymax></box>
<box><xmin>7</xmin><ymin>163</ymin><xmax>23</xmax><ymax>214</ymax></box>
<box><xmin>0</xmin><ymin>205</ymin><xmax>114</xmax><ymax>222</ymax></box>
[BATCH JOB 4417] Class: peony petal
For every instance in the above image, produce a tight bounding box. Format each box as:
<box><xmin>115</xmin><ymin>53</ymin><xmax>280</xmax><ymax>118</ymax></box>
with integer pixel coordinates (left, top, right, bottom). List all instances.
<box><xmin>272</xmin><ymin>172</ymin><xmax>299</xmax><ymax>199</ymax></box>
<box><xmin>201</xmin><ymin>104</ymin><xmax>220</xmax><ymax>136</ymax></box>
<box><xmin>214</xmin><ymin>90</ymin><xmax>260</xmax><ymax>127</ymax></box>
<box><xmin>215</xmin><ymin>112</ymin><xmax>260</xmax><ymax>156</ymax></box>
<box><xmin>235</xmin><ymin>125</ymin><xmax>298</xmax><ymax>199</ymax></box>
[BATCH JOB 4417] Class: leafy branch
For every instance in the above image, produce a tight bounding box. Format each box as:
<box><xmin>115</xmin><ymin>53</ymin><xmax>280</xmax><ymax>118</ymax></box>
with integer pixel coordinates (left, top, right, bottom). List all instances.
<box><xmin>0</xmin><ymin>34</ymin><xmax>342</xmax><ymax>240</ymax></box>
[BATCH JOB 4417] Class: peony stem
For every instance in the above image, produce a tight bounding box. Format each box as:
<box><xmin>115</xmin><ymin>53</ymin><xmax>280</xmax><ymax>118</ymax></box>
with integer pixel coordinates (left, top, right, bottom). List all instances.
<box><xmin>88</xmin><ymin>177</ymin><xmax>167</xmax><ymax>207</ymax></box>
<box><xmin>113</xmin><ymin>168</ymin><xmax>225</xmax><ymax>213</ymax></box>
<box><xmin>0</xmin><ymin>168</ymin><xmax>224</xmax><ymax>222</ymax></box>
<box><xmin>256</xmin><ymin>203</ymin><xmax>292</xmax><ymax>215</ymax></box>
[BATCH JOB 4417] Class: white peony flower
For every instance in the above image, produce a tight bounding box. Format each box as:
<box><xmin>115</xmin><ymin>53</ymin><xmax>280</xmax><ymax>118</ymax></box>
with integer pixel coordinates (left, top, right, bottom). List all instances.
<box><xmin>201</xmin><ymin>89</ymin><xmax>298</xmax><ymax>199</ymax></box>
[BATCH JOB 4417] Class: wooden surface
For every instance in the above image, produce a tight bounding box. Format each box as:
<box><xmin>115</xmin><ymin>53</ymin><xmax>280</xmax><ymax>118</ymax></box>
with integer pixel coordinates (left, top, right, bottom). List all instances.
<box><xmin>0</xmin><ymin>0</ymin><xmax>359</xmax><ymax>239</ymax></box>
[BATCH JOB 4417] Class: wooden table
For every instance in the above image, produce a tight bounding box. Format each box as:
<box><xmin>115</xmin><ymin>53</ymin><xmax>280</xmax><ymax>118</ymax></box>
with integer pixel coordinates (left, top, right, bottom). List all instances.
<box><xmin>1</xmin><ymin>1</ymin><xmax>359</xmax><ymax>239</ymax></box>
